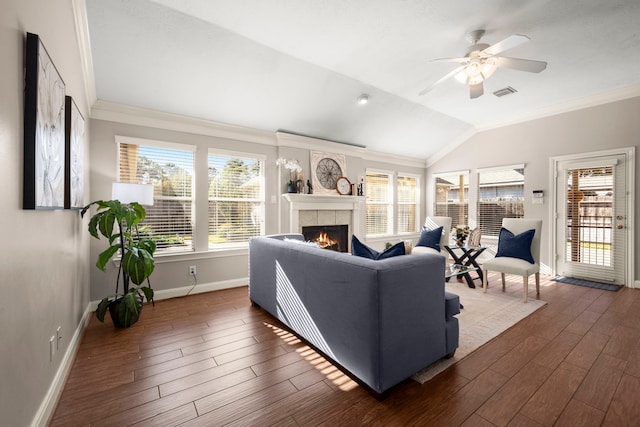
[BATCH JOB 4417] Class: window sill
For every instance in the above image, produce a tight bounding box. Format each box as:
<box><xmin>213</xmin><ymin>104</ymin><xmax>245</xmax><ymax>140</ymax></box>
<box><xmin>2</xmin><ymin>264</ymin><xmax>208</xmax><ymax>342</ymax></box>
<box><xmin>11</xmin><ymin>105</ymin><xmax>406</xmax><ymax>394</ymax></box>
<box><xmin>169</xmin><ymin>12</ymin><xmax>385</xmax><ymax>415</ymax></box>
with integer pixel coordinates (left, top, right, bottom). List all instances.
<box><xmin>154</xmin><ymin>246</ymin><xmax>248</xmax><ymax>263</ymax></box>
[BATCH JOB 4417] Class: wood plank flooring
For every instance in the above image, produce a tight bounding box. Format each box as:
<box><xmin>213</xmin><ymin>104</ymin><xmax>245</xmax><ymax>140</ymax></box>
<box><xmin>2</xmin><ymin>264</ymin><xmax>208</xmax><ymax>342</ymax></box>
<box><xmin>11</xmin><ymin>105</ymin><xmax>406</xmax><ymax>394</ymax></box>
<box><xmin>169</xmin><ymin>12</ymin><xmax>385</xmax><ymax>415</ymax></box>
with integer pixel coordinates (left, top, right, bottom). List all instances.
<box><xmin>49</xmin><ymin>273</ymin><xmax>640</xmax><ymax>426</ymax></box>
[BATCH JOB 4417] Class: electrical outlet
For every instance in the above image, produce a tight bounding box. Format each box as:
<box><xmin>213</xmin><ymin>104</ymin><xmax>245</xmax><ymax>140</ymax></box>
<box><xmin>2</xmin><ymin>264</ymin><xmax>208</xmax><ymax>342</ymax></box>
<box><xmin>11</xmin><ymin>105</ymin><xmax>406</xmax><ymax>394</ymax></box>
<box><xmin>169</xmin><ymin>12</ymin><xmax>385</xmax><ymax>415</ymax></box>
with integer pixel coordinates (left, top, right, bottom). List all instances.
<box><xmin>56</xmin><ymin>326</ymin><xmax>62</xmax><ymax>350</ymax></box>
<box><xmin>49</xmin><ymin>336</ymin><xmax>56</xmax><ymax>362</ymax></box>
<box><xmin>189</xmin><ymin>265</ymin><xmax>196</xmax><ymax>276</ymax></box>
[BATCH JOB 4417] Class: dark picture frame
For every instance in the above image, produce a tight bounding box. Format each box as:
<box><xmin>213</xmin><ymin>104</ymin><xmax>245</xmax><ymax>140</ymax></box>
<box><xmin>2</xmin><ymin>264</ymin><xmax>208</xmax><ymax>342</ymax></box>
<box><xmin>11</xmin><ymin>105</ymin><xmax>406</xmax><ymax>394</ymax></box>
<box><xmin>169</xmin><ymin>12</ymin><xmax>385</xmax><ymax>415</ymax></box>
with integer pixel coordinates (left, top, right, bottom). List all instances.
<box><xmin>64</xmin><ymin>96</ymin><xmax>85</xmax><ymax>209</ymax></box>
<box><xmin>24</xmin><ymin>32</ymin><xmax>66</xmax><ymax>209</ymax></box>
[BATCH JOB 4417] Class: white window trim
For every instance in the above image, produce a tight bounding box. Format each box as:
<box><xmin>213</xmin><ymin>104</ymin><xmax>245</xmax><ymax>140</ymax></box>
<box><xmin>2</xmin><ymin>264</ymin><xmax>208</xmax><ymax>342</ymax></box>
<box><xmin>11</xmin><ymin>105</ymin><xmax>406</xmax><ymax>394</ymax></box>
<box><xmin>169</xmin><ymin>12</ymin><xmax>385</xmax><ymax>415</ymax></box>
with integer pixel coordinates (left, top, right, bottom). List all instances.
<box><xmin>397</xmin><ymin>172</ymin><xmax>421</xmax><ymax>235</ymax></box>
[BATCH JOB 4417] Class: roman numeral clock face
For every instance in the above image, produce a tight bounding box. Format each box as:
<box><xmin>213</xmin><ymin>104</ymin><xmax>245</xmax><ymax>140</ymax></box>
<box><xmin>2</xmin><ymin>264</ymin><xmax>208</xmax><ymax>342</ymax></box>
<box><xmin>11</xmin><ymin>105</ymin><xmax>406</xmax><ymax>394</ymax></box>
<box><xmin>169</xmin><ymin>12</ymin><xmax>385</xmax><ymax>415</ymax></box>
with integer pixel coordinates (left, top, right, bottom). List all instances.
<box><xmin>316</xmin><ymin>158</ymin><xmax>342</xmax><ymax>190</ymax></box>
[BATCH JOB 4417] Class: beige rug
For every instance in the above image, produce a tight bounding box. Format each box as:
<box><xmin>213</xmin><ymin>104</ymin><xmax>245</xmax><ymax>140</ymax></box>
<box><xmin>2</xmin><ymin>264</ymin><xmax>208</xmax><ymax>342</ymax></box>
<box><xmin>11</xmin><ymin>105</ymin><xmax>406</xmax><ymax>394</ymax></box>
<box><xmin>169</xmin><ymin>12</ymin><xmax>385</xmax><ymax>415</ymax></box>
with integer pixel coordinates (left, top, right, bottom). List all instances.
<box><xmin>412</xmin><ymin>281</ymin><xmax>547</xmax><ymax>384</ymax></box>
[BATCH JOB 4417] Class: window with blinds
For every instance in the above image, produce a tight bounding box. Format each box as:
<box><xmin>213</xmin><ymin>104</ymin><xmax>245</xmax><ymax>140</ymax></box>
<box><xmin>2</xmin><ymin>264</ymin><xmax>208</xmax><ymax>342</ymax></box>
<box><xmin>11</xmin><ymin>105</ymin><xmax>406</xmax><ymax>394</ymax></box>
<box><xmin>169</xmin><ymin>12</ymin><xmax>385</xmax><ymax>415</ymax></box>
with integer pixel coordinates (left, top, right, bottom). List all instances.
<box><xmin>208</xmin><ymin>152</ymin><xmax>264</xmax><ymax>248</ymax></box>
<box><xmin>434</xmin><ymin>172</ymin><xmax>468</xmax><ymax>229</ymax></box>
<box><xmin>366</xmin><ymin>171</ymin><xmax>393</xmax><ymax>236</ymax></box>
<box><xmin>118</xmin><ymin>142</ymin><xmax>194</xmax><ymax>253</ymax></box>
<box><xmin>478</xmin><ymin>166</ymin><xmax>524</xmax><ymax>236</ymax></box>
<box><xmin>397</xmin><ymin>174</ymin><xmax>418</xmax><ymax>233</ymax></box>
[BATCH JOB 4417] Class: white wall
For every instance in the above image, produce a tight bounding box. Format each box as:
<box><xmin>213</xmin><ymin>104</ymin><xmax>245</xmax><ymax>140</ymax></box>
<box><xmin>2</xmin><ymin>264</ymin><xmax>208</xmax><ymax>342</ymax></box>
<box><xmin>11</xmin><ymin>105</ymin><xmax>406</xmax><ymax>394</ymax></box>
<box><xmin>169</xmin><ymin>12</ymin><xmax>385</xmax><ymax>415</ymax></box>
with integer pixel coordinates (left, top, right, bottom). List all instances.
<box><xmin>428</xmin><ymin>96</ymin><xmax>640</xmax><ymax>281</ymax></box>
<box><xmin>88</xmin><ymin>115</ymin><xmax>427</xmax><ymax>299</ymax></box>
<box><xmin>89</xmin><ymin>117</ymin><xmax>278</xmax><ymax>300</ymax></box>
<box><xmin>0</xmin><ymin>1</ymin><xmax>91</xmax><ymax>425</ymax></box>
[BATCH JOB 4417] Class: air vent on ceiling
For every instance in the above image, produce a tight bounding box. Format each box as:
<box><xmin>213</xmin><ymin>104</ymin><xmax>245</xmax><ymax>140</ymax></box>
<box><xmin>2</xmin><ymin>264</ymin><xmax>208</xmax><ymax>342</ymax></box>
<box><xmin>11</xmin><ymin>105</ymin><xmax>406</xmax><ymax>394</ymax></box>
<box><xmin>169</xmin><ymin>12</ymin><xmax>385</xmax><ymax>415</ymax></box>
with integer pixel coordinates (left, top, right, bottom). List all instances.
<box><xmin>493</xmin><ymin>86</ymin><xmax>518</xmax><ymax>97</ymax></box>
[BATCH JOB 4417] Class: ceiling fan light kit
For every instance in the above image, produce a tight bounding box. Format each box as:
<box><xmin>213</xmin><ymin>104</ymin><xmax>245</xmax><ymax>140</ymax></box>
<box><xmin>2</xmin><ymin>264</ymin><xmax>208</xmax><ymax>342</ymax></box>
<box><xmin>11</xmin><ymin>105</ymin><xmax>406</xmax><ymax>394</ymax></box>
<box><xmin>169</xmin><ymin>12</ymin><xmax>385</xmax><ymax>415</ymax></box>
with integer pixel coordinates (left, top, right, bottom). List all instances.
<box><xmin>419</xmin><ymin>29</ymin><xmax>547</xmax><ymax>99</ymax></box>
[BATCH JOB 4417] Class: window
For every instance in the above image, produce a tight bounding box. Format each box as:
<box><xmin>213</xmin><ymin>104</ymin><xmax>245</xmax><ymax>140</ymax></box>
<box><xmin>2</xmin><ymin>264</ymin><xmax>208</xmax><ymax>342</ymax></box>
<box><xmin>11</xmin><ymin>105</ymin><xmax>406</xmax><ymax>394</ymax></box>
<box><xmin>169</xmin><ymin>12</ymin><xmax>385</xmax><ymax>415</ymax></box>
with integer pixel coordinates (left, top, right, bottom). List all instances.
<box><xmin>434</xmin><ymin>171</ymin><xmax>468</xmax><ymax>228</ymax></box>
<box><xmin>365</xmin><ymin>171</ymin><xmax>419</xmax><ymax>237</ymax></box>
<box><xmin>478</xmin><ymin>165</ymin><xmax>525</xmax><ymax>236</ymax></box>
<box><xmin>397</xmin><ymin>174</ymin><xmax>419</xmax><ymax>233</ymax></box>
<box><xmin>208</xmin><ymin>151</ymin><xmax>265</xmax><ymax>248</ymax></box>
<box><xmin>118</xmin><ymin>139</ymin><xmax>194</xmax><ymax>254</ymax></box>
<box><xmin>365</xmin><ymin>171</ymin><xmax>393</xmax><ymax>236</ymax></box>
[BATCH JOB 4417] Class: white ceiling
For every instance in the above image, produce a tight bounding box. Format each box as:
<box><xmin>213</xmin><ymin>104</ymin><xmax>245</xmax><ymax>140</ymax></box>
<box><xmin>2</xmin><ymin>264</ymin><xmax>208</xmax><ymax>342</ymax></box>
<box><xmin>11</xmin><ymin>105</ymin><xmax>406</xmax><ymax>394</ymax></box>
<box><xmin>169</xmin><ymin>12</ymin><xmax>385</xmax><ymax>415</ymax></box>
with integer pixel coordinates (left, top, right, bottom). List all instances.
<box><xmin>85</xmin><ymin>0</ymin><xmax>640</xmax><ymax>160</ymax></box>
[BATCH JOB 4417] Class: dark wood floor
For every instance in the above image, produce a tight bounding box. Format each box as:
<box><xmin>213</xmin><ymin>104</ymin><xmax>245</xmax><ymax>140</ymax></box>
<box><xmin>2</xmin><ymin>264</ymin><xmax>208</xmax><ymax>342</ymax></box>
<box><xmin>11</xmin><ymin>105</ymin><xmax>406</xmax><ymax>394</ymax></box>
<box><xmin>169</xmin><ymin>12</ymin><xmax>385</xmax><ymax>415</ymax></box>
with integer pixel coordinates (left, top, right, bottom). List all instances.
<box><xmin>50</xmin><ymin>273</ymin><xmax>640</xmax><ymax>426</ymax></box>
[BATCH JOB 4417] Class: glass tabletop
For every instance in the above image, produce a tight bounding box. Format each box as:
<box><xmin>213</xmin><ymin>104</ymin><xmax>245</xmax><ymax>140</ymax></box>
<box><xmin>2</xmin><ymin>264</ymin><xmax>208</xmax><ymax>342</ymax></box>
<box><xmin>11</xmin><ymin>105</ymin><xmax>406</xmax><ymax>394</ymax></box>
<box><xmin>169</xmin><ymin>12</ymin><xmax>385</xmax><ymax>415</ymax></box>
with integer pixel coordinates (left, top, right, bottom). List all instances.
<box><xmin>445</xmin><ymin>264</ymin><xmax>479</xmax><ymax>278</ymax></box>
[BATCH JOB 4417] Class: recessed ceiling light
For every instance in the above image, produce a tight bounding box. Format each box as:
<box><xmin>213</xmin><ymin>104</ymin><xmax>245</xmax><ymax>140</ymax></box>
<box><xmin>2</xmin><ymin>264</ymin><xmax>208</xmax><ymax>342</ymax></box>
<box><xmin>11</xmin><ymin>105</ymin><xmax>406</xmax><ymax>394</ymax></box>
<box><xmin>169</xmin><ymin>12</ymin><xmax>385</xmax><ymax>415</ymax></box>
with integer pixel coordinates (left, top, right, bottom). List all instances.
<box><xmin>357</xmin><ymin>94</ymin><xmax>369</xmax><ymax>105</ymax></box>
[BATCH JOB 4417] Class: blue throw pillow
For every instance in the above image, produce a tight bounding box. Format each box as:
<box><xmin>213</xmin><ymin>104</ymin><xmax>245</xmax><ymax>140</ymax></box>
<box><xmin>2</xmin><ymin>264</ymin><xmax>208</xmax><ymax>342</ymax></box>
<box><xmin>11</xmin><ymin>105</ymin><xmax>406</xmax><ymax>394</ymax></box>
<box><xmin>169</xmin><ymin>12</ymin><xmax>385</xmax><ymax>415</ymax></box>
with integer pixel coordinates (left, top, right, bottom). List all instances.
<box><xmin>351</xmin><ymin>235</ymin><xmax>405</xmax><ymax>260</ymax></box>
<box><xmin>495</xmin><ymin>227</ymin><xmax>535</xmax><ymax>264</ymax></box>
<box><xmin>416</xmin><ymin>226</ymin><xmax>443</xmax><ymax>251</ymax></box>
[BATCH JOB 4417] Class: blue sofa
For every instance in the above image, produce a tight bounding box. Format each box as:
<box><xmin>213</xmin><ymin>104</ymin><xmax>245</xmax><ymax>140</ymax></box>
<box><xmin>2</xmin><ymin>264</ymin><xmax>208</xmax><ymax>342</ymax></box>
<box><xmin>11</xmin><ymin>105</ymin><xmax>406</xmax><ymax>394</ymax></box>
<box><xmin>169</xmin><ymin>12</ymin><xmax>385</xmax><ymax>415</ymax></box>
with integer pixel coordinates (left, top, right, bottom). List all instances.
<box><xmin>248</xmin><ymin>234</ymin><xmax>460</xmax><ymax>396</ymax></box>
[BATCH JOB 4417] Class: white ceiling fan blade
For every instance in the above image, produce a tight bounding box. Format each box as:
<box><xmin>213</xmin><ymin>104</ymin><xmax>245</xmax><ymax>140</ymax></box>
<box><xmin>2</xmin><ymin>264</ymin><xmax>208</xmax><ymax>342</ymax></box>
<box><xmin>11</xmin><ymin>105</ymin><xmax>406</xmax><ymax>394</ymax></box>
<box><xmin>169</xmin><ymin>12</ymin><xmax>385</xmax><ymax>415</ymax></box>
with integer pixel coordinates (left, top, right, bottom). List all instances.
<box><xmin>418</xmin><ymin>65</ymin><xmax>466</xmax><ymax>96</ymax></box>
<box><xmin>431</xmin><ymin>57</ymin><xmax>468</xmax><ymax>63</ymax></box>
<box><xmin>495</xmin><ymin>56</ymin><xmax>547</xmax><ymax>73</ymax></box>
<box><xmin>481</xmin><ymin>34</ymin><xmax>530</xmax><ymax>56</ymax></box>
<box><xmin>470</xmin><ymin>82</ymin><xmax>483</xmax><ymax>99</ymax></box>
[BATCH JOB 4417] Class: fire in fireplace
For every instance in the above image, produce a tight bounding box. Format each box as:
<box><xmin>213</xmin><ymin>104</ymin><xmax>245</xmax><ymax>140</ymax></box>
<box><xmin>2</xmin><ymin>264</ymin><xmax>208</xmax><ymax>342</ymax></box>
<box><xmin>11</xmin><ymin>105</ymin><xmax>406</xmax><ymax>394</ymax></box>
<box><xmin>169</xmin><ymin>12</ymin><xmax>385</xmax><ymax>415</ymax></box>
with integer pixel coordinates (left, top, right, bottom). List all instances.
<box><xmin>302</xmin><ymin>225</ymin><xmax>348</xmax><ymax>252</ymax></box>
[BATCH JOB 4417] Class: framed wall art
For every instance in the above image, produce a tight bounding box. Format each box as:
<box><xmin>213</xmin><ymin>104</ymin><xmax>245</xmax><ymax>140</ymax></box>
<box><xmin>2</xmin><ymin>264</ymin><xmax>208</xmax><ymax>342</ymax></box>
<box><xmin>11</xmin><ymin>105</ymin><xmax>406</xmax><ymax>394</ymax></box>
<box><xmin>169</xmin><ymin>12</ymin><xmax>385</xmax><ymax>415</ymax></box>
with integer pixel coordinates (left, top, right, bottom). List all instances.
<box><xmin>24</xmin><ymin>32</ymin><xmax>66</xmax><ymax>209</ymax></box>
<box><xmin>310</xmin><ymin>151</ymin><xmax>347</xmax><ymax>195</ymax></box>
<box><xmin>64</xmin><ymin>96</ymin><xmax>85</xmax><ymax>209</ymax></box>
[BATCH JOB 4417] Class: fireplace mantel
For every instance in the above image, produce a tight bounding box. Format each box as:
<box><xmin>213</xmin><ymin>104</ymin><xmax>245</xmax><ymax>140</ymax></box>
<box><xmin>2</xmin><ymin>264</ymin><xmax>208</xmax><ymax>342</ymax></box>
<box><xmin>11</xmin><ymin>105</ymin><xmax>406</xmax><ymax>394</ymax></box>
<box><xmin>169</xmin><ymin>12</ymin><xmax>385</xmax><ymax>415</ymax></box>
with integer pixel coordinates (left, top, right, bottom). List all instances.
<box><xmin>282</xmin><ymin>194</ymin><xmax>365</xmax><ymax>237</ymax></box>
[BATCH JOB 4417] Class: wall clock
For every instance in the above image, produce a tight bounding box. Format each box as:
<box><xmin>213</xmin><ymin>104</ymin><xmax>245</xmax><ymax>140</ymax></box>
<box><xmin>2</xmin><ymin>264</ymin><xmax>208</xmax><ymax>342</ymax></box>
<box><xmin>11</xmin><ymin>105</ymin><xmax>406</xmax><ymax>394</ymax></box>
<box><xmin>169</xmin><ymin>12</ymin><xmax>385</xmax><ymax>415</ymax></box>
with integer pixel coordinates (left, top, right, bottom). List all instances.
<box><xmin>310</xmin><ymin>151</ymin><xmax>347</xmax><ymax>195</ymax></box>
<box><xmin>336</xmin><ymin>176</ymin><xmax>352</xmax><ymax>195</ymax></box>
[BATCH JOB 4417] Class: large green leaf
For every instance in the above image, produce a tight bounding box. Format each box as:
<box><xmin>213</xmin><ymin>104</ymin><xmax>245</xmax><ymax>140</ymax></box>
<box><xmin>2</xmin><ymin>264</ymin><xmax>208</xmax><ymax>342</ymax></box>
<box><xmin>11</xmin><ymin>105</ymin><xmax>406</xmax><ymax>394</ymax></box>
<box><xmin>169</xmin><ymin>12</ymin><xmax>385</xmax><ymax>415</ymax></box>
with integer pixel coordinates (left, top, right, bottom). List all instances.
<box><xmin>140</xmin><ymin>286</ymin><xmax>154</xmax><ymax>303</ymax></box>
<box><xmin>120</xmin><ymin>291</ymin><xmax>142</xmax><ymax>327</ymax></box>
<box><xmin>122</xmin><ymin>248</ymin><xmax>148</xmax><ymax>285</ymax></box>
<box><xmin>96</xmin><ymin>245</ymin><xmax>120</xmax><ymax>271</ymax></box>
<box><xmin>98</xmin><ymin>211</ymin><xmax>116</xmax><ymax>240</ymax></box>
<box><xmin>95</xmin><ymin>297</ymin><xmax>111</xmax><ymax>322</ymax></box>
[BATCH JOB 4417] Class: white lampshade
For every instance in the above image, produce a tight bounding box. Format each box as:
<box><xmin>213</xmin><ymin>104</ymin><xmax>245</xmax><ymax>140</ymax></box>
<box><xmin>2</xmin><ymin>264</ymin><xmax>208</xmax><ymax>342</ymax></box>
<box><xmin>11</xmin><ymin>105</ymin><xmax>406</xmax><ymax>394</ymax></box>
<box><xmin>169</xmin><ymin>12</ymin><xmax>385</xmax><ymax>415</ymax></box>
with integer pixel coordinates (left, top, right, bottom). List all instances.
<box><xmin>112</xmin><ymin>182</ymin><xmax>154</xmax><ymax>206</ymax></box>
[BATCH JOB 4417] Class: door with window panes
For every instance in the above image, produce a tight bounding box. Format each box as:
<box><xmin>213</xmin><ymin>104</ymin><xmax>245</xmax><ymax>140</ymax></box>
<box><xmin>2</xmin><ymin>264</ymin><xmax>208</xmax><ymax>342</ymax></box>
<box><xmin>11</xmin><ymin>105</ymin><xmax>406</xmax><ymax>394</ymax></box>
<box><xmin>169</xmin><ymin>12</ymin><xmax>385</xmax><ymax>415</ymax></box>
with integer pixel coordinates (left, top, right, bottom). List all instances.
<box><xmin>555</xmin><ymin>153</ymin><xmax>628</xmax><ymax>284</ymax></box>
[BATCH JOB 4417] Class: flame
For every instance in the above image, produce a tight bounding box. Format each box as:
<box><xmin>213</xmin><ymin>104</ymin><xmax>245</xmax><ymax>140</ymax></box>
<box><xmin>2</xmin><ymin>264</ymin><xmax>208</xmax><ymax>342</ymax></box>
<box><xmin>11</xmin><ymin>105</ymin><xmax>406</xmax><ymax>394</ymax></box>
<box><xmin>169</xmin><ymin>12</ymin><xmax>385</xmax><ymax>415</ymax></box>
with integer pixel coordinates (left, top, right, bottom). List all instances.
<box><xmin>316</xmin><ymin>232</ymin><xmax>338</xmax><ymax>249</ymax></box>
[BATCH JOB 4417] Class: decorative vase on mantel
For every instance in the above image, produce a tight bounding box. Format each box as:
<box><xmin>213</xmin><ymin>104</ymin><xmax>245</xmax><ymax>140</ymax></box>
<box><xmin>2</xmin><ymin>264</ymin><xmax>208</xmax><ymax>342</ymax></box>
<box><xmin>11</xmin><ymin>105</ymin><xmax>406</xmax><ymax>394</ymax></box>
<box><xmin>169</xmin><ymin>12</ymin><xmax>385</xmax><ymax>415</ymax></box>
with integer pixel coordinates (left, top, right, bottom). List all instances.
<box><xmin>287</xmin><ymin>182</ymin><xmax>297</xmax><ymax>193</ymax></box>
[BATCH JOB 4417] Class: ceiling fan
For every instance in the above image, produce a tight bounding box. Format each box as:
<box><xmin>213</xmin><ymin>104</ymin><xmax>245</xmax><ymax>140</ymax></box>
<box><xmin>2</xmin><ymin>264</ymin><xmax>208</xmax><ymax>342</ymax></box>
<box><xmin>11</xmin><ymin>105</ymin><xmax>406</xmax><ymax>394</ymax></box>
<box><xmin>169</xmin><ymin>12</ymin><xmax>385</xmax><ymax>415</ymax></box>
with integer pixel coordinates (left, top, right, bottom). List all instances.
<box><xmin>418</xmin><ymin>29</ymin><xmax>547</xmax><ymax>99</ymax></box>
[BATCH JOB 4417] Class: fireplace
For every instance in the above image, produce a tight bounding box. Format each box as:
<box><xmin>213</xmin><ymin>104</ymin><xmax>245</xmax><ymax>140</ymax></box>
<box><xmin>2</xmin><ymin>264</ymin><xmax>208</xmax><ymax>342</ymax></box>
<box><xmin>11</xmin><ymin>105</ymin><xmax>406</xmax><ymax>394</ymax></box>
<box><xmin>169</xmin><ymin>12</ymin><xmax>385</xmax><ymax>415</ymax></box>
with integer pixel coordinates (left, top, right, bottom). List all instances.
<box><xmin>302</xmin><ymin>225</ymin><xmax>349</xmax><ymax>252</ymax></box>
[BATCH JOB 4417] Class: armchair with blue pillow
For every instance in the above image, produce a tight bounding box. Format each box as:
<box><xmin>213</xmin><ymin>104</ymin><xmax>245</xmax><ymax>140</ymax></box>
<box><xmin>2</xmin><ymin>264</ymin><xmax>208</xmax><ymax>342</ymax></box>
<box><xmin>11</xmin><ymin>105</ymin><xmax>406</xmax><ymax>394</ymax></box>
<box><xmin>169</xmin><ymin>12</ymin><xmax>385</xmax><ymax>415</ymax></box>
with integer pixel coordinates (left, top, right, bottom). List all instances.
<box><xmin>482</xmin><ymin>218</ymin><xmax>542</xmax><ymax>302</ymax></box>
<box><xmin>412</xmin><ymin>216</ymin><xmax>452</xmax><ymax>257</ymax></box>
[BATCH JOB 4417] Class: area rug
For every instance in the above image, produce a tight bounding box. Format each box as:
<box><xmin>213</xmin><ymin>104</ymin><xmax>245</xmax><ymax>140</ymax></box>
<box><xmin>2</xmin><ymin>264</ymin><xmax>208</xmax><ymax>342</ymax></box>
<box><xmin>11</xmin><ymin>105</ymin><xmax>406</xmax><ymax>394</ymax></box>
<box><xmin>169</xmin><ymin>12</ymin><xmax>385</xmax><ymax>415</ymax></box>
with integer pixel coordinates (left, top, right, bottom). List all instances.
<box><xmin>412</xmin><ymin>281</ymin><xmax>547</xmax><ymax>384</ymax></box>
<box><xmin>553</xmin><ymin>276</ymin><xmax>621</xmax><ymax>292</ymax></box>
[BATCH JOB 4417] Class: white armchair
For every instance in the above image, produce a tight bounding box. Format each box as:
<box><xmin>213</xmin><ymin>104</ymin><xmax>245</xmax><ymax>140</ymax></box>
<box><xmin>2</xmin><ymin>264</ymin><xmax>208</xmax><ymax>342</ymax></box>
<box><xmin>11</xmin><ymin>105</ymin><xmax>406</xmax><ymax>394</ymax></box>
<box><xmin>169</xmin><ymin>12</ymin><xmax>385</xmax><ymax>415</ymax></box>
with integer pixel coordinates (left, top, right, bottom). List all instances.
<box><xmin>412</xmin><ymin>216</ymin><xmax>452</xmax><ymax>258</ymax></box>
<box><xmin>482</xmin><ymin>218</ymin><xmax>542</xmax><ymax>303</ymax></box>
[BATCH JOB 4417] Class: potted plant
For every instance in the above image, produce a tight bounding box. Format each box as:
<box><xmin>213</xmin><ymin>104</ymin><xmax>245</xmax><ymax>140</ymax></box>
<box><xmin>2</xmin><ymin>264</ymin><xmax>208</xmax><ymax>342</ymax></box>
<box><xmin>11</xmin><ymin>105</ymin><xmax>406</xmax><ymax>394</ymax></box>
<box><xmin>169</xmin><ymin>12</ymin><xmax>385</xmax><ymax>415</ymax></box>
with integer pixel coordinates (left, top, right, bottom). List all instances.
<box><xmin>276</xmin><ymin>157</ymin><xmax>303</xmax><ymax>193</ymax></box>
<box><xmin>81</xmin><ymin>200</ymin><xmax>156</xmax><ymax>328</ymax></box>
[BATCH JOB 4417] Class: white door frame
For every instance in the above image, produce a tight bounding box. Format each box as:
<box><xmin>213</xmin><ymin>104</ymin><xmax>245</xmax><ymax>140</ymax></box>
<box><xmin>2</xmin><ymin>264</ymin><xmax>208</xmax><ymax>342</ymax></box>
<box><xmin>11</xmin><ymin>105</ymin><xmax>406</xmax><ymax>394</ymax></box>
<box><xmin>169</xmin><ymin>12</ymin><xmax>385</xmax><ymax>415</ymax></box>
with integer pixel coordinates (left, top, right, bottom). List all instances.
<box><xmin>550</xmin><ymin>147</ymin><xmax>635</xmax><ymax>287</ymax></box>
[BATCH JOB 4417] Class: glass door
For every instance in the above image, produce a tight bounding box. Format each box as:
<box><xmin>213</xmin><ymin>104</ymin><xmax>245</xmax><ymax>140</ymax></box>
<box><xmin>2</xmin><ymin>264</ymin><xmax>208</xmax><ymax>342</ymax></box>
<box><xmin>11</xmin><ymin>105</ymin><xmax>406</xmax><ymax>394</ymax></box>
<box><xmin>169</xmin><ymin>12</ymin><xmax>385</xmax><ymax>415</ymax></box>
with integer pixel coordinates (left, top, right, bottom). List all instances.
<box><xmin>555</xmin><ymin>154</ymin><xmax>627</xmax><ymax>284</ymax></box>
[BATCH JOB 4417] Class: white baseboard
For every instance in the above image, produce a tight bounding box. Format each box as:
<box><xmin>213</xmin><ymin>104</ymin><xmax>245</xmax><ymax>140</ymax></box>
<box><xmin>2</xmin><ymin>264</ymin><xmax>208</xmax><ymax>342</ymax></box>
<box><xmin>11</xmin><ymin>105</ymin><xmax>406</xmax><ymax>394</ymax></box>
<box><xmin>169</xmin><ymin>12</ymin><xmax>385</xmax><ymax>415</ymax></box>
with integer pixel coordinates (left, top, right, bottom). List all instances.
<box><xmin>87</xmin><ymin>278</ymin><xmax>248</xmax><ymax>310</ymax></box>
<box><xmin>31</xmin><ymin>302</ymin><xmax>93</xmax><ymax>427</ymax></box>
<box><xmin>634</xmin><ymin>280</ymin><xmax>640</xmax><ymax>289</ymax></box>
<box><xmin>152</xmin><ymin>278</ymin><xmax>248</xmax><ymax>301</ymax></box>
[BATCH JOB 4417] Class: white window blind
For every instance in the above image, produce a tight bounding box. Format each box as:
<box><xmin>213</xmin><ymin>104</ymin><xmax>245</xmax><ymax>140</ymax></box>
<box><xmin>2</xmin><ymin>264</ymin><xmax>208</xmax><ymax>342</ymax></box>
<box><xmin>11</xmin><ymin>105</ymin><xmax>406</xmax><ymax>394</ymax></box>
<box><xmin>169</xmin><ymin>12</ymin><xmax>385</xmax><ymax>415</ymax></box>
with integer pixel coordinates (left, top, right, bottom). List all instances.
<box><xmin>366</xmin><ymin>171</ymin><xmax>393</xmax><ymax>236</ymax></box>
<box><xmin>118</xmin><ymin>142</ymin><xmax>194</xmax><ymax>253</ymax></box>
<box><xmin>397</xmin><ymin>175</ymin><xmax>418</xmax><ymax>233</ymax></box>
<box><xmin>434</xmin><ymin>171</ymin><xmax>468</xmax><ymax>229</ymax></box>
<box><xmin>478</xmin><ymin>167</ymin><xmax>525</xmax><ymax>236</ymax></box>
<box><xmin>208</xmin><ymin>152</ymin><xmax>264</xmax><ymax>247</ymax></box>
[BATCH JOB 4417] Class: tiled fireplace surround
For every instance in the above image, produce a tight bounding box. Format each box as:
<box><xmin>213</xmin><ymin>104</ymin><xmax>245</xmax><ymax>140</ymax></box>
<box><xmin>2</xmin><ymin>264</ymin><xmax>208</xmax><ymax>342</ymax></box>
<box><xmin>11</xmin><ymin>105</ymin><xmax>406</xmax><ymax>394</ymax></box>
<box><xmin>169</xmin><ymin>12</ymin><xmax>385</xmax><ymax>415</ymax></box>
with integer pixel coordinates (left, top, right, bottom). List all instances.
<box><xmin>282</xmin><ymin>194</ymin><xmax>365</xmax><ymax>251</ymax></box>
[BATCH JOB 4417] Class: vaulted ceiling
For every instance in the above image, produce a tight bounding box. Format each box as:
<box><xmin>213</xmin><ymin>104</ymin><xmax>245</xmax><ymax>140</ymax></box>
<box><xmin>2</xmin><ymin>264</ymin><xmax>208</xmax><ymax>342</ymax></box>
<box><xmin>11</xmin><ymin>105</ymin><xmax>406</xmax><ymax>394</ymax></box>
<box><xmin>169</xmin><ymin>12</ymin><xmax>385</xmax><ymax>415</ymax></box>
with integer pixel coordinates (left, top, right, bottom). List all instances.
<box><xmin>85</xmin><ymin>0</ymin><xmax>640</xmax><ymax>160</ymax></box>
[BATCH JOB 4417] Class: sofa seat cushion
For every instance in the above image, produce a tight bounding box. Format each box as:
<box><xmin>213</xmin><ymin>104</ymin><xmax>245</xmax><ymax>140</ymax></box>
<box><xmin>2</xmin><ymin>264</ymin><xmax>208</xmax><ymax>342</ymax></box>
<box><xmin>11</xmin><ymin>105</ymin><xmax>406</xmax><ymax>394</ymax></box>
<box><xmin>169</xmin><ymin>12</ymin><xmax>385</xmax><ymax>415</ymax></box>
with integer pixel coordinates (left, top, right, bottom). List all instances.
<box><xmin>444</xmin><ymin>292</ymin><xmax>461</xmax><ymax>318</ymax></box>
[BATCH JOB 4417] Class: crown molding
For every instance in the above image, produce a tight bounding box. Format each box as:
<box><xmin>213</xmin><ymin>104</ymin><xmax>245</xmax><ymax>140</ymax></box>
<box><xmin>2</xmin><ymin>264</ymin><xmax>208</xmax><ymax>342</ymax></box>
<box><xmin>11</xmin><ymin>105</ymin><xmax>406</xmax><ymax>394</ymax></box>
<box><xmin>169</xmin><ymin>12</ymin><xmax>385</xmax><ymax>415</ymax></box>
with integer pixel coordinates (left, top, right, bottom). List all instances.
<box><xmin>91</xmin><ymin>100</ymin><xmax>276</xmax><ymax>145</ymax></box>
<box><xmin>71</xmin><ymin>0</ymin><xmax>96</xmax><ymax>110</ymax></box>
<box><xmin>476</xmin><ymin>84</ymin><xmax>640</xmax><ymax>132</ymax></box>
<box><xmin>275</xmin><ymin>131</ymin><xmax>426</xmax><ymax>169</ymax></box>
